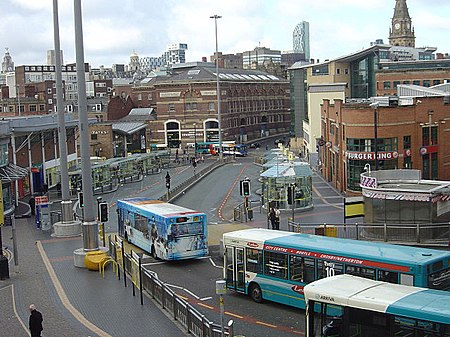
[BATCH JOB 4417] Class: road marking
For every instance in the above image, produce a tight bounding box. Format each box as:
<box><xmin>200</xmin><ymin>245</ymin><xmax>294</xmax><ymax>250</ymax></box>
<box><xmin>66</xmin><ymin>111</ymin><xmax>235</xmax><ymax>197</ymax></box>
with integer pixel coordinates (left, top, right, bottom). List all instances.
<box><xmin>225</xmin><ymin>311</ymin><xmax>244</xmax><ymax>319</ymax></box>
<box><xmin>197</xmin><ymin>302</ymin><xmax>214</xmax><ymax>310</ymax></box>
<box><xmin>200</xmin><ymin>296</ymin><xmax>212</xmax><ymax>301</ymax></box>
<box><xmin>256</xmin><ymin>321</ymin><xmax>277</xmax><ymax>328</ymax></box>
<box><xmin>0</xmin><ymin>284</ymin><xmax>29</xmax><ymax>335</ymax></box>
<box><xmin>141</xmin><ymin>261</ymin><xmax>166</xmax><ymax>267</ymax></box>
<box><xmin>36</xmin><ymin>241</ymin><xmax>112</xmax><ymax>337</ymax></box>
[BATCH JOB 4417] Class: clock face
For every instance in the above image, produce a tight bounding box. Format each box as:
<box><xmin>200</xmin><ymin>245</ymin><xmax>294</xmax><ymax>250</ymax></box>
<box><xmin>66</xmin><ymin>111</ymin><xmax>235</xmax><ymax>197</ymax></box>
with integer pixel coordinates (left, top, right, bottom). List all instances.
<box><xmin>395</xmin><ymin>23</ymin><xmax>401</xmax><ymax>30</ymax></box>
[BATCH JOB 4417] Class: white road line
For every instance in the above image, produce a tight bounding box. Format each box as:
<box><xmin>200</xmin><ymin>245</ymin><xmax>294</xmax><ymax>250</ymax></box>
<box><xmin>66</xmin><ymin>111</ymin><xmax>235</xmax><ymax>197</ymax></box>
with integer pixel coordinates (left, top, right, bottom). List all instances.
<box><xmin>141</xmin><ymin>261</ymin><xmax>166</xmax><ymax>267</ymax></box>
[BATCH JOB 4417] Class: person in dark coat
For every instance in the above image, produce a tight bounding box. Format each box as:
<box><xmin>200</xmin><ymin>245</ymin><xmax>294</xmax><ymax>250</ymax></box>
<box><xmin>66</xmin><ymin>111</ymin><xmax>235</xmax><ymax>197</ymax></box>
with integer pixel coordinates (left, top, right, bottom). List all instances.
<box><xmin>29</xmin><ymin>304</ymin><xmax>43</xmax><ymax>337</ymax></box>
<box><xmin>269</xmin><ymin>208</ymin><xmax>276</xmax><ymax>230</ymax></box>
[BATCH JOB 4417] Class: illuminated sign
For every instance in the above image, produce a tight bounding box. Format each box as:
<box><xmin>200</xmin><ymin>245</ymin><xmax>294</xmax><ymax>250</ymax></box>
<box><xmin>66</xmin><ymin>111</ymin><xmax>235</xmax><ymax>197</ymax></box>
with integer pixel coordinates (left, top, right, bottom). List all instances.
<box><xmin>345</xmin><ymin>151</ymin><xmax>398</xmax><ymax>161</ymax></box>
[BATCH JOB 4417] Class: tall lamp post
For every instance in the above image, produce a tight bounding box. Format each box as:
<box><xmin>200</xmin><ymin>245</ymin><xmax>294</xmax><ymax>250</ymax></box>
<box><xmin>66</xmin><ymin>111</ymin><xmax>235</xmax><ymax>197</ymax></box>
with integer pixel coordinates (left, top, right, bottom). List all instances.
<box><xmin>193</xmin><ymin>122</ymin><xmax>197</xmax><ymax>158</ymax></box>
<box><xmin>210</xmin><ymin>14</ymin><xmax>223</xmax><ymax>161</ymax></box>
<box><xmin>370</xmin><ymin>102</ymin><xmax>379</xmax><ymax>171</ymax></box>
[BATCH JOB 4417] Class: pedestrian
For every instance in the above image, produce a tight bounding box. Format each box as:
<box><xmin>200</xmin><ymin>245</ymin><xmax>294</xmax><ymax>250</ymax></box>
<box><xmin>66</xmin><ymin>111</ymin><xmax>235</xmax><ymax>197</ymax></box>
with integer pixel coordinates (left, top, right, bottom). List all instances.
<box><xmin>29</xmin><ymin>304</ymin><xmax>43</xmax><ymax>337</ymax></box>
<box><xmin>274</xmin><ymin>207</ymin><xmax>281</xmax><ymax>230</ymax></box>
<box><xmin>269</xmin><ymin>208</ymin><xmax>276</xmax><ymax>230</ymax></box>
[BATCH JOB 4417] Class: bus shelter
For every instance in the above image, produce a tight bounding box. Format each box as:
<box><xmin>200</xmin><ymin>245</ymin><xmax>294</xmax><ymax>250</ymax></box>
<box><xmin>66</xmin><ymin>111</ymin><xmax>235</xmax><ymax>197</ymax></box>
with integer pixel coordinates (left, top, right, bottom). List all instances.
<box><xmin>260</xmin><ymin>161</ymin><xmax>313</xmax><ymax>211</ymax></box>
<box><xmin>109</xmin><ymin>156</ymin><xmax>143</xmax><ymax>184</ymax></box>
<box><xmin>134</xmin><ymin>150</ymin><xmax>170</xmax><ymax>175</ymax></box>
<box><xmin>68</xmin><ymin>157</ymin><xmax>119</xmax><ymax>195</ymax></box>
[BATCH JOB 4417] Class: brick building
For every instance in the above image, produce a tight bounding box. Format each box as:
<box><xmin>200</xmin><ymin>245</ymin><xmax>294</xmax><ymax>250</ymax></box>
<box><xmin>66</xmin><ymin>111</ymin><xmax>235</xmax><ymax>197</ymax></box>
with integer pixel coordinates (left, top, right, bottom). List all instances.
<box><xmin>144</xmin><ymin>64</ymin><xmax>290</xmax><ymax>148</ymax></box>
<box><xmin>320</xmin><ymin>95</ymin><xmax>450</xmax><ymax>194</ymax></box>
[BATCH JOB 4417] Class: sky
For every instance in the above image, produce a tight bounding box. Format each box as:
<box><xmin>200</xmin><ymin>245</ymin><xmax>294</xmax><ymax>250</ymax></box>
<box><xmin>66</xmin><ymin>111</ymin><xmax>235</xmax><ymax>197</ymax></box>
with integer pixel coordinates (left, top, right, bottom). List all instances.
<box><xmin>1</xmin><ymin>0</ymin><xmax>449</xmax><ymax>68</ymax></box>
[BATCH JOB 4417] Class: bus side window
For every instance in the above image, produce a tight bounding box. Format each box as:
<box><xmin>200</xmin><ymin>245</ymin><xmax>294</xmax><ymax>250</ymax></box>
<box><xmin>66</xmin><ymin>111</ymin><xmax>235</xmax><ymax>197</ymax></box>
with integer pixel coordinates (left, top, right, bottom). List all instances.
<box><xmin>400</xmin><ymin>274</ymin><xmax>414</xmax><ymax>286</ymax></box>
<box><xmin>289</xmin><ymin>256</ymin><xmax>304</xmax><ymax>282</ymax></box>
<box><xmin>378</xmin><ymin>270</ymin><xmax>398</xmax><ymax>284</ymax></box>
<box><xmin>246</xmin><ymin>248</ymin><xmax>262</xmax><ymax>274</ymax></box>
<box><xmin>303</xmin><ymin>258</ymin><xmax>315</xmax><ymax>283</ymax></box>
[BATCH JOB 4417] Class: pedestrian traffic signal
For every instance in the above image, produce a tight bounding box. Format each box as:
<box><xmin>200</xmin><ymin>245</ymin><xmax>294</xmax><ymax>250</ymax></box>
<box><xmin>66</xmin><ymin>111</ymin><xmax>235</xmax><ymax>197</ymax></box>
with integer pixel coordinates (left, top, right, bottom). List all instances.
<box><xmin>78</xmin><ymin>191</ymin><xmax>84</xmax><ymax>207</ymax></box>
<box><xmin>241</xmin><ymin>180</ymin><xmax>251</xmax><ymax>196</ymax></box>
<box><xmin>165</xmin><ymin>172</ymin><xmax>171</xmax><ymax>189</ymax></box>
<box><xmin>287</xmin><ymin>185</ymin><xmax>294</xmax><ymax>205</ymax></box>
<box><xmin>99</xmin><ymin>202</ymin><xmax>109</xmax><ymax>222</ymax></box>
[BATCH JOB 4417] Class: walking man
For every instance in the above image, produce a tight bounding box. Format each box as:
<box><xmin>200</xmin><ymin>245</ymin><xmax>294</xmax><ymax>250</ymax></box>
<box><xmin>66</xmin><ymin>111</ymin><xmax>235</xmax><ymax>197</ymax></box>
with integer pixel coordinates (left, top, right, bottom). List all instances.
<box><xmin>29</xmin><ymin>304</ymin><xmax>43</xmax><ymax>337</ymax></box>
<box><xmin>274</xmin><ymin>207</ymin><xmax>281</xmax><ymax>230</ymax></box>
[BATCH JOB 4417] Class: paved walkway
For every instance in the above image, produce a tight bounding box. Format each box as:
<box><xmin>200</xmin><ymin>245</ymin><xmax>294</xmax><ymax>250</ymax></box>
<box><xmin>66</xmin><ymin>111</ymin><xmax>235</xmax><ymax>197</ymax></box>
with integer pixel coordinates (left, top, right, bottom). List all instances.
<box><xmin>1</xmin><ymin>214</ymin><xmax>188</xmax><ymax>337</ymax></box>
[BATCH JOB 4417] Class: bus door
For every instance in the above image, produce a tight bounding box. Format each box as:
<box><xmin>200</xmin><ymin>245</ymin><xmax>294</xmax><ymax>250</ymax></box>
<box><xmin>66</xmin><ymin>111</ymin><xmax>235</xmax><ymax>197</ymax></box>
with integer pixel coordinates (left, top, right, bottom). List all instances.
<box><xmin>225</xmin><ymin>246</ymin><xmax>245</xmax><ymax>292</ymax></box>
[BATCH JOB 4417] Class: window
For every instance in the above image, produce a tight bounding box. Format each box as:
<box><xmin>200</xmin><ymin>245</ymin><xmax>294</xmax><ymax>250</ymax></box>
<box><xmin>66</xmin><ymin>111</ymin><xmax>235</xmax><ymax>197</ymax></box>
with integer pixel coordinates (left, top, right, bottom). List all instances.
<box><xmin>246</xmin><ymin>249</ymin><xmax>262</xmax><ymax>273</ymax></box>
<box><xmin>168</xmin><ymin>103</ymin><xmax>175</xmax><ymax>111</ymax></box>
<box><xmin>393</xmin><ymin>81</ymin><xmax>400</xmax><ymax>88</ymax></box>
<box><xmin>413</xmin><ymin>80</ymin><xmax>420</xmax><ymax>86</ymax></box>
<box><xmin>289</xmin><ymin>256</ymin><xmax>315</xmax><ymax>283</ymax></box>
<box><xmin>318</xmin><ymin>260</ymin><xmax>343</xmax><ymax>279</ymax></box>
<box><xmin>208</xmin><ymin>102</ymin><xmax>215</xmax><ymax>111</ymax></box>
<box><xmin>383</xmin><ymin>81</ymin><xmax>391</xmax><ymax>89</ymax></box>
<box><xmin>137</xmin><ymin>94</ymin><xmax>142</xmax><ymax>101</ymax></box>
<box><xmin>30</xmin><ymin>105</ymin><xmax>37</xmax><ymax>112</ymax></box>
<box><xmin>378</xmin><ymin>270</ymin><xmax>398</xmax><ymax>283</ymax></box>
<box><xmin>191</xmin><ymin>102</ymin><xmax>197</xmax><ymax>110</ymax></box>
<box><xmin>47</xmin><ymin>88</ymin><xmax>52</xmax><ymax>94</ymax></box>
<box><xmin>336</xmin><ymin>68</ymin><xmax>340</xmax><ymax>75</ymax></box>
<box><xmin>264</xmin><ymin>251</ymin><xmax>287</xmax><ymax>279</ymax></box>
<box><xmin>423</xmin><ymin>80</ymin><xmax>431</xmax><ymax>87</ymax></box>
<box><xmin>91</xmin><ymin>134</ymin><xmax>98</xmax><ymax>140</ymax></box>
<box><xmin>433</xmin><ymin>79</ymin><xmax>441</xmax><ymax>86</ymax></box>
<box><xmin>39</xmin><ymin>104</ymin><xmax>45</xmax><ymax>111</ymax></box>
<box><xmin>402</xmin><ymin>80</ymin><xmax>410</xmax><ymax>84</ymax></box>
<box><xmin>345</xmin><ymin>265</ymin><xmax>376</xmax><ymax>279</ymax></box>
<box><xmin>48</xmin><ymin>99</ymin><xmax>52</xmax><ymax>104</ymax></box>
<box><xmin>403</xmin><ymin>135</ymin><xmax>411</xmax><ymax>149</ymax></box>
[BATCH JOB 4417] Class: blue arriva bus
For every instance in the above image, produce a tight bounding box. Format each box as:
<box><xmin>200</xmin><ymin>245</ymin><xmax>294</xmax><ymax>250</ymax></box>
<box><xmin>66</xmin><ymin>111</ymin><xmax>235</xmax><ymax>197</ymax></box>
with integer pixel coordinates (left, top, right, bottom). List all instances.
<box><xmin>223</xmin><ymin>229</ymin><xmax>450</xmax><ymax>309</ymax></box>
<box><xmin>118</xmin><ymin>198</ymin><xmax>208</xmax><ymax>260</ymax></box>
<box><xmin>304</xmin><ymin>275</ymin><xmax>450</xmax><ymax>337</ymax></box>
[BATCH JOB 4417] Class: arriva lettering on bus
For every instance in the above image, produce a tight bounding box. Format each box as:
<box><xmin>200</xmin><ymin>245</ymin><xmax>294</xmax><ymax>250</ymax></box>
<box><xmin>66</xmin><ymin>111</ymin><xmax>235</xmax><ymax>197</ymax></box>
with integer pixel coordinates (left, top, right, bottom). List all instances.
<box><xmin>317</xmin><ymin>295</ymin><xmax>335</xmax><ymax>302</ymax></box>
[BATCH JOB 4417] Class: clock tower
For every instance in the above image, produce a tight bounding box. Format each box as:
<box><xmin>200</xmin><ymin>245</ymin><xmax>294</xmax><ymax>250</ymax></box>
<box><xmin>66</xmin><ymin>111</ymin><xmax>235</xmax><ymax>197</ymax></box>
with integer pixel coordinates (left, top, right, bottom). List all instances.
<box><xmin>1</xmin><ymin>48</ymin><xmax>14</xmax><ymax>73</ymax></box>
<box><xmin>389</xmin><ymin>0</ymin><xmax>415</xmax><ymax>47</ymax></box>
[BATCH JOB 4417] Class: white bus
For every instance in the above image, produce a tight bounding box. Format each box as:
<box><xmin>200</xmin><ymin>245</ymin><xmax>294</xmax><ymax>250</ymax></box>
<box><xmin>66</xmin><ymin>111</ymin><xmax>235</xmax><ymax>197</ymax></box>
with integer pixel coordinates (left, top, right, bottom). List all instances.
<box><xmin>118</xmin><ymin>198</ymin><xmax>208</xmax><ymax>260</ymax></box>
<box><xmin>304</xmin><ymin>274</ymin><xmax>450</xmax><ymax>337</ymax></box>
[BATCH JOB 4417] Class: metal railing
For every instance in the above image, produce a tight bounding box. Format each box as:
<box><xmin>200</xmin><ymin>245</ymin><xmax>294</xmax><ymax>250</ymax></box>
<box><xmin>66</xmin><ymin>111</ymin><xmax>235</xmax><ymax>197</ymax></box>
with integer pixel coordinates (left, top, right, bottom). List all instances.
<box><xmin>287</xmin><ymin>221</ymin><xmax>450</xmax><ymax>245</ymax></box>
<box><xmin>233</xmin><ymin>199</ymin><xmax>263</xmax><ymax>222</ymax></box>
<box><xmin>108</xmin><ymin>236</ymin><xmax>233</xmax><ymax>337</ymax></box>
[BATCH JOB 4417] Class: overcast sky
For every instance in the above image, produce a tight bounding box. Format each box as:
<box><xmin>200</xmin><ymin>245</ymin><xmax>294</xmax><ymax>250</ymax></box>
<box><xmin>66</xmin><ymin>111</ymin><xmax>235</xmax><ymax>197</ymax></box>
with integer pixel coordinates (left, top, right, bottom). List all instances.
<box><xmin>1</xmin><ymin>0</ymin><xmax>449</xmax><ymax>68</ymax></box>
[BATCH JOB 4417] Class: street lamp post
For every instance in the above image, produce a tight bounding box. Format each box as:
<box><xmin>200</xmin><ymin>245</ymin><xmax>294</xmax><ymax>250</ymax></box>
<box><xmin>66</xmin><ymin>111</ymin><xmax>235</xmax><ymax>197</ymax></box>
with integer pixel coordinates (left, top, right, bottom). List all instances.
<box><xmin>370</xmin><ymin>102</ymin><xmax>379</xmax><ymax>171</ymax></box>
<box><xmin>210</xmin><ymin>14</ymin><xmax>223</xmax><ymax>161</ymax></box>
<box><xmin>193</xmin><ymin>122</ymin><xmax>197</xmax><ymax>159</ymax></box>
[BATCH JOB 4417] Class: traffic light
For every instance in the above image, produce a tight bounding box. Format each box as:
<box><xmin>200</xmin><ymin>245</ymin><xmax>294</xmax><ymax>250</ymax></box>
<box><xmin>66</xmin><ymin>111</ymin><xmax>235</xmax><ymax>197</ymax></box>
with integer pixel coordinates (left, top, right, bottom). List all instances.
<box><xmin>165</xmin><ymin>172</ymin><xmax>171</xmax><ymax>189</ymax></box>
<box><xmin>99</xmin><ymin>202</ymin><xmax>109</xmax><ymax>222</ymax></box>
<box><xmin>78</xmin><ymin>191</ymin><xmax>84</xmax><ymax>207</ymax></box>
<box><xmin>241</xmin><ymin>180</ymin><xmax>251</xmax><ymax>196</ymax></box>
<box><xmin>287</xmin><ymin>185</ymin><xmax>294</xmax><ymax>205</ymax></box>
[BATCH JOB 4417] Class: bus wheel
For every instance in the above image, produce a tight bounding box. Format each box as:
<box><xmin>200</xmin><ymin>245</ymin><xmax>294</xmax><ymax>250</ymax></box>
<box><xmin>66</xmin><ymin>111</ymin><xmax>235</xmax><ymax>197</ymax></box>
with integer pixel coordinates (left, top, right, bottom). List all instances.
<box><xmin>249</xmin><ymin>283</ymin><xmax>263</xmax><ymax>303</ymax></box>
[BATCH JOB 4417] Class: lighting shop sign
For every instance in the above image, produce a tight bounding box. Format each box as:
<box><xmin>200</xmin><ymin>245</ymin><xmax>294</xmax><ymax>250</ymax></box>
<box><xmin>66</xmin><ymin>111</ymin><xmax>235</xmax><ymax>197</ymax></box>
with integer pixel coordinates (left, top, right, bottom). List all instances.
<box><xmin>345</xmin><ymin>151</ymin><xmax>399</xmax><ymax>161</ymax></box>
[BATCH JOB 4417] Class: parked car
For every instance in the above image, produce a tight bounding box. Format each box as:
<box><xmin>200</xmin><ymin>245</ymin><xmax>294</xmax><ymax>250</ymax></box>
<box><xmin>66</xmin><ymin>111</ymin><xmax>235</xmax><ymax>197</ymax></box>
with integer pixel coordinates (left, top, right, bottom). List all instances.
<box><xmin>250</xmin><ymin>142</ymin><xmax>260</xmax><ymax>149</ymax></box>
<box><xmin>274</xmin><ymin>138</ymin><xmax>283</xmax><ymax>145</ymax></box>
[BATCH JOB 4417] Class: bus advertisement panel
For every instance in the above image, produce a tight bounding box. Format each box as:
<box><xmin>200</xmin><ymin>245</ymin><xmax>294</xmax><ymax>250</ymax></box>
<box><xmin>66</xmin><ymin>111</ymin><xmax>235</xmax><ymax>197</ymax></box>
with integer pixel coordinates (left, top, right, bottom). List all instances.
<box><xmin>223</xmin><ymin>228</ymin><xmax>450</xmax><ymax>309</ymax></box>
<box><xmin>304</xmin><ymin>275</ymin><xmax>450</xmax><ymax>337</ymax></box>
<box><xmin>118</xmin><ymin>198</ymin><xmax>208</xmax><ymax>260</ymax></box>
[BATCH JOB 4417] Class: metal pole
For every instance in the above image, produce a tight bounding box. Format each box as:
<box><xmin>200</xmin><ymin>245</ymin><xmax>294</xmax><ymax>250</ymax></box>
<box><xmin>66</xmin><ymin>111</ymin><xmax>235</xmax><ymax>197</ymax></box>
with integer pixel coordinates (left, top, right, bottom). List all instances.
<box><xmin>11</xmin><ymin>215</ymin><xmax>18</xmax><ymax>267</ymax></box>
<box><xmin>210</xmin><ymin>14</ymin><xmax>223</xmax><ymax>161</ymax></box>
<box><xmin>53</xmin><ymin>0</ymin><xmax>71</xmax><ymax>222</ymax></box>
<box><xmin>374</xmin><ymin>106</ymin><xmax>379</xmax><ymax>171</ymax></box>
<box><xmin>194</xmin><ymin>123</ymin><xmax>197</xmax><ymax>159</ymax></box>
<box><xmin>74</xmin><ymin>0</ymin><xmax>98</xmax><ymax>250</ymax></box>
